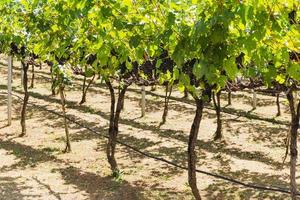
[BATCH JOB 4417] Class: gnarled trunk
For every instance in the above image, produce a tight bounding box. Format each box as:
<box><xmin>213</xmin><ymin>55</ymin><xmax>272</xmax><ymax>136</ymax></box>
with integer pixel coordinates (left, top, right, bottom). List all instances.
<box><xmin>106</xmin><ymin>80</ymin><xmax>128</xmax><ymax>175</ymax></box>
<box><xmin>80</xmin><ymin>64</ymin><xmax>96</xmax><ymax>105</ymax></box>
<box><xmin>59</xmin><ymin>85</ymin><xmax>71</xmax><ymax>153</ymax></box>
<box><xmin>161</xmin><ymin>84</ymin><xmax>172</xmax><ymax>125</ymax></box>
<box><xmin>80</xmin><ymin>75</ymin><xmax>87</xmax><ymax>104</ymax></box>
<box><xmin>183</xmin><ymin>88</ymin><xmax>188</xmax><ymax>99</ymax></box>
<box><xmin>20</xmin><ymin>61</ymin><xmax>29</xmax><ymax>137</ymax></box>
<box><xmin>276</xmin><ymin>93</ymin><xmax>281</xmax><ymax>116</ymax></box>
<box><xmin>50</xmin><ymin>66</ymin><xmax>56</xmax><ymax>95</ymax></box>
<box><xmin>227</xmin><ymin>91</ymin><xmax>232</xmax><ymax>105</ymax></box>
<box><xmin>213</xmin><ymin>91</ymin><xmax>222</xmax><ymax>140</ymax></box>
<box><xmin>188</xmin><ymin>97</ymin><xmax>204</xmax><ymax>200</ymax></box>
<box><xmin>106</xmin><ymin>81</ymin><xmax>117</xmax><ymax>172</ymax></box>
<box><xmin>80</xmin><ymin>74</ymin><xmax>95</xmax><ymax>104</ymax></box>
<box><xmin>286</xmin><ymin>91</ymin><xmax>300</xmax><ymax>200</ymax></box>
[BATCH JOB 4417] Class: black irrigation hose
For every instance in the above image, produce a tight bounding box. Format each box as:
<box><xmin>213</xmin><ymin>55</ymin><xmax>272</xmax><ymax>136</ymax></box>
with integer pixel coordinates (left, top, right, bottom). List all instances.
<box><xmin>1</xmin><ymin>92</ymin><xmax>299</xmax><ymax>196</ymax></box>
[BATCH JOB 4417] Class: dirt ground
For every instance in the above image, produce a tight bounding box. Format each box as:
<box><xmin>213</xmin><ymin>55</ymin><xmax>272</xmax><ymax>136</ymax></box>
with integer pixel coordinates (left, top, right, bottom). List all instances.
<box><xmin>0</xmin><ymin>57</ymin><xmax>299</xmax><ymax>200</ymax></box>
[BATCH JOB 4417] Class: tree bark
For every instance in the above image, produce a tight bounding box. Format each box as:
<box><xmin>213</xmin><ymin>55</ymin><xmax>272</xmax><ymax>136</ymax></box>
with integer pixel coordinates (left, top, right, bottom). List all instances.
<box><xmin>276</xmin><ymin>93</ymin><xmax>281</xmax><ymax>116</ymax></box>
<box><xmin>50</xmin><ymin>66</ymin><xmax>56</xmax><ymax>95</ymax></box>
<box><xmin>20</xmin><ymin>61</ymin><xmax>29</xmax><ymax>137</ymax></box>
<box><xmin>21</xmin><ymin>63</ymin><xmax>24</xmax><ymax>87</ymax></box>
<box><xmin>80</xmin><ymin>74</ymin><xmax>87</xmax><ymax>104</ymax></box>
<box><xmin>228</xmin><ymin>91</ymin><xmax>232</xmax><ymax>105</ymax></box>
<box><xmin>213</xmin><ymin>91</ymin><xmax>222</xmax><ymax>140</ymax></box>
<box><xmin>287</xmin><ymin>91</ymin><xmax>300</xmax><ymax>200</ymax></box>
<box><xmin>105</xmin><ymin>80</ymin><xmax>128</xmax><ymax>175</ymax></box>
<box><xmin>59</xmin><ymin>85</ymin><xmax>71</xmax><ymax>153</ymax></box>
<box><xmin>161</xmin><ymin>84</ymin><xmax>172</xmax><ymax>125</ymax></box>
<box><xmin>30</xmin><ymin>64</ymin><xmax>34</xmax><ymax>88</ymax></box>
<box><xmin>183</xmin><ymin>88</ymin><xmax>188</xmax><ymax>99</ymax></box>
<box><xmin>80</xmin><ymin>74</ymin><xmax>95</xmax><ymax>105</ymax></box>
<box><xmin>188</xmin><ymin>97</ymin><xmax>204</xmax><ymax>200</ymax></box>
<box><xmin>106</xmin><ymin>80</ymin><xmax>117</xmax><ymax>173</ymax></box>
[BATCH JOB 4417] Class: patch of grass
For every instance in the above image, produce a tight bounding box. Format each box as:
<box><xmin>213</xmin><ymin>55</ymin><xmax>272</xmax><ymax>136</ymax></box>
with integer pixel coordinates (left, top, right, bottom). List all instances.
<box><xmin>41</xmin><ymin>147</ymin><xmax>60</xmax><ymax>154</ymax></box>
<box><xmin>112</xmin><ymin>170</ymin><xmax>124</xmax><ymax>183</ymax></box>
<box><xmin>183</xmin><ymin>182</ymin><xmax>191</xmax><ymax>193</ymax></box>
<box><xmin>156</xmin><ymin>191</ymin><xmax>170</xmax><ymax>199</ymax></box>
<box><xmin>11</xmin><ymin>148</ymin><xmax>23</xmax><ymax>157</ymax></box>
<box><xmin>83</xmin><ymin>106</ymin><xmax>95</xmax><ymax>113</ymax></box>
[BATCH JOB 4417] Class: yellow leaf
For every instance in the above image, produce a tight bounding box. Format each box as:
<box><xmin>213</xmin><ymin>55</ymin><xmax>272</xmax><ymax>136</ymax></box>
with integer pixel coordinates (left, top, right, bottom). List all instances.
<box><xmin>123</xmin><ymin>0</ymin><xmax>132</xmax><ymax>6</ymax></box>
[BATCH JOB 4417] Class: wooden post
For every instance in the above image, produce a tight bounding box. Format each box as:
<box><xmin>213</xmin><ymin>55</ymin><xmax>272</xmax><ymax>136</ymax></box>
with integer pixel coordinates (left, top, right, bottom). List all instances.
<box><xmin>7</xmin><ymin>56</ymin><xmax>12</xmax><ymax>126</ymax></box>
<box><xmin>11</xmin><ymin>58</ymin><xmax>13</xmax><ymax>83</ymax></box>
<box><xmin>141</xmin><ymin>86</ymin><xmax>146</xmax><ymax>117</ymax></box>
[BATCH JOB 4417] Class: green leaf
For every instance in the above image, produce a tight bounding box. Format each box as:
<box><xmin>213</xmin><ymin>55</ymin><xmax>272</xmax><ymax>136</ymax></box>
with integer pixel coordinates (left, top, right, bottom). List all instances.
<box><xmin>129</xmin><ymin>35</ymin><xmax>141</xmax><ymax>48</ymax></box>
<box><xmin>287</xmin><ymin>62</ymin><xmax>300</xmax><ymax>81</ymax></box>
<box><xmin>101</xmin><ymin>7</ymin><xmax>112</xmax><ymax>18</ymax></box>
<box><xmin>244</xmin><ymin>37</ymin><xmax>256</xmax><ymax>52</ymax></box>
<box><xmin>156</xmin><ymin>59</ymin><xmax>162</xmax><ymax>68</ymax></box>
<box><xmin>224</xmin><ymin>57</ymin><xmax>238</xmax><ymax>80</ymax></box>
<box><xmin>173</xmin><ymin>68</ymin><xmax>179</xmax><ymax>80</ymax></box>
<box><xmin>193</xmin><ymin>61</ymin><xmax>206</xmax><ymax>79</ymax></box>
<box><xmin>172</xmin><ymin>41</ymin><xmax>185</xmax><ymax>66</ymax></box>
<box><xmin>178</xmin><ymin>82</ymin><xmax>185</xmax><ymax>92</ymax></box>
<box><xmin>179</xmin><ymin>73</ymin><xmax>190</xmax><ymax>87</ymax></box>
<box><xmin>167</xmin><ymin>12</ymin><xmax>176</xmax><ymax>26</ymax></box>
<box><xmin>85</xmin><ymin>68</ymin><xmax>94</xmax><ymax>78</ymax></box>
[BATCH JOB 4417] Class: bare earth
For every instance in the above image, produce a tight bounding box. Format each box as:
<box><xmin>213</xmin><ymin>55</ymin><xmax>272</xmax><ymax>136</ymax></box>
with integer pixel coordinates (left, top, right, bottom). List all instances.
<box><xmin>0</xmin><ymin>58</ymin><xmax>299</xmax><ymax>200</ymax></box>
